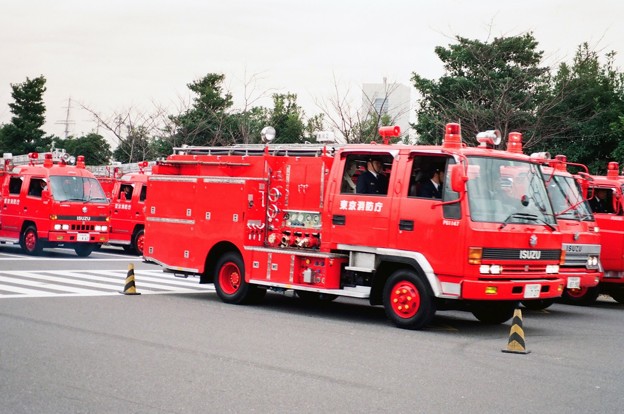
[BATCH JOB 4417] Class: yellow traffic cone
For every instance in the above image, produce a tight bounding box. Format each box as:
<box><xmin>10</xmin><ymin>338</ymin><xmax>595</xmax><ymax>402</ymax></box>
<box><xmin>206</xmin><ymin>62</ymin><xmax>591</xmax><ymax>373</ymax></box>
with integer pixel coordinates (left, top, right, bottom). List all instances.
<box><xmin>502</xmin><ymin>308</ymin><xmax>530</xmax><ymax>354</ymax></box>
<box><xmin>120</xmin><ymin>263</ymin><xmax>141</xmax><ymax>295</ymax></box>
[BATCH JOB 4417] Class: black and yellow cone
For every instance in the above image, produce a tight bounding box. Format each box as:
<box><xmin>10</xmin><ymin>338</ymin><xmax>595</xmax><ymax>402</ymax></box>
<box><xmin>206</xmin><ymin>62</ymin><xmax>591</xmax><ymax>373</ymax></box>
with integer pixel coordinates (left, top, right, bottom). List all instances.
<box><xmin>120</xmin><ymin>263</ymin><xmax>141</xmax><ymax>295</ymax></box>
<box><xmin>502</xmin><ymin>308</ymin><xmax>530</xmax><ymax>354</ymax></box>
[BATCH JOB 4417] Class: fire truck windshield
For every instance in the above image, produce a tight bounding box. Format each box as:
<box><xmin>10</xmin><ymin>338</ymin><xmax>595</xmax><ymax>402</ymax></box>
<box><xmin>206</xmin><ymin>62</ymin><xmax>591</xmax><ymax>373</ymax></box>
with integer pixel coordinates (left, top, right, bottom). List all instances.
<box><xmin>49</xmin><ymin>175</ymin><xmax>108</xmax><ymax>203</ymax></box>
<box><xmin>466</xmin><ymin>156</ymin><xmax>555</xmax><ymax>226</ymax></box>
<box><xmin>544</xmin><ymin>174</ymin><xmax>592</xmax><ymax>221</ymax></box>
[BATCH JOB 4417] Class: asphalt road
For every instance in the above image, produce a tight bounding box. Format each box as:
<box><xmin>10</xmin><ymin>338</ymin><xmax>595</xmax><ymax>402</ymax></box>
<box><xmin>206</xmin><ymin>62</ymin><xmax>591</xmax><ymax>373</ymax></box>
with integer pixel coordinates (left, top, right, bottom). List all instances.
<box><xmin>0</xmin><ymin>244</ymin><xmax>623</xmax><ymax>413</ymax></box>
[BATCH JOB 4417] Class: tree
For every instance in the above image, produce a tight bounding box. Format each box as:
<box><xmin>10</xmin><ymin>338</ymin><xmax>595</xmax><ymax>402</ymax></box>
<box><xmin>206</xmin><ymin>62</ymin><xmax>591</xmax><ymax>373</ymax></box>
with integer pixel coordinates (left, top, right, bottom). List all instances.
<box><xmin>0</xmin><ymin>75</ymin><xmax>51</xmax><ymax>154</ymax></box>
<box><xmin>170</xmin><ymin>73</ymin><xmax>236</xmax><ymax>146</ymax></box>
<box><xmin>53</xmin><ymin>133</ymin><xmax>112</xmax><ymax>165</ymax></box>
<box><xmin>532</xmin><ymin>44</ymin><xmax>624</xmax><ymax>173</ymax></box>
<box><xmin>411</xmin><ymin>33</ymin><xmax>551</xmax><ymax>147</ymax></box>
<box><xmin>268</xmin><ymin>93</ymin><xmax>306</xmax><ymax>143</ymax></box>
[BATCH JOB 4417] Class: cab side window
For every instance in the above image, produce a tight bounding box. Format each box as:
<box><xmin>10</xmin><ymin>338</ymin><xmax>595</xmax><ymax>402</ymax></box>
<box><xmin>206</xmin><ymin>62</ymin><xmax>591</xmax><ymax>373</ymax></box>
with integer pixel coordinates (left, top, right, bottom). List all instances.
<box><xmin>119</xmin><ymin>184</ymin><xmax>133</xmax><ymax>201</ymax></box>
<box><xmin>139</xmin><ymin>185</ymin><xmax>147</xmax><ymax>202</ymax></box>
<box><xmin>408</xmin><ymin>156</ymin><xmax>448</xmax><ymax>199</ymax></box>
<box><xmin>351</xmin><ymin>153</ymin><xmax>392</xmax><ymax>196</ymax></box>
<box><xmin>9</xmin><ymin>177</ymin><xmax>22</xmax><ymax>195</ymax></box>
<box><xmin>28</xmin><ymin>178</ymin><xmax>47</xmax><ymax>197</ymax></box>
<box><xmin>588</xmin><ymin>187</ymin><xmax>616</xmax><ymax>214</ymax></box>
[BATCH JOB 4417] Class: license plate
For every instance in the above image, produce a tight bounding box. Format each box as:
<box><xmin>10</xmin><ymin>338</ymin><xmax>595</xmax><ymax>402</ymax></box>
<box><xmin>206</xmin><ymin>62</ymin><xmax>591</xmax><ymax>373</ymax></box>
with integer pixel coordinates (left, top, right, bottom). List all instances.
<box><xmin>567</xmin><ymin>277</ymin><xmax>581</xmax><ymax>289</ymax></box>
<box><xmin>77</xmin><ymin>233</ymin><xmax>90</xmax><ymax>242</ymax></box>
<box><xmin>524</xmin><ymin>284</ymin><xmax>541</xmax><ymax>298</ymax></box>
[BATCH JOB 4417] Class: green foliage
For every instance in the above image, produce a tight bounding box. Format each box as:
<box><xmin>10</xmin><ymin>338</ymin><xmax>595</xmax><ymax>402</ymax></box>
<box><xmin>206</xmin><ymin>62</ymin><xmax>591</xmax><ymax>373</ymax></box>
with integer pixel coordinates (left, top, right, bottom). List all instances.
<box><xmin>532</xmin><ymin>44</ymin><xmax>624</xmax><ymax>173</ymax></box>
<box><xmin>169</xmin><ymin>73</ymin><xmax>236</xmax><ymax>146</ymax></box>
<box><xmin>1</xmin><ymin>75</ymin><xmax>51</xmax><ymax>154</ymax></box>
<box><xmin>411</xmin><ymin>34</ymin><xmax>550</xmax><ymax>147</ymax></box>
<box><xmin>269</xmin><ymin>93</ymin><xmax>305</xmax><ymax>143</ymax></box>
<box><xmin>53</xmin><ymin>133</ymin><xmax>112</xmax><ymax>165</ymax></box>
<box><xmin>113</xmin><ymin>126</ymin><xmax>155</xmax><ymax>163</ymax></box>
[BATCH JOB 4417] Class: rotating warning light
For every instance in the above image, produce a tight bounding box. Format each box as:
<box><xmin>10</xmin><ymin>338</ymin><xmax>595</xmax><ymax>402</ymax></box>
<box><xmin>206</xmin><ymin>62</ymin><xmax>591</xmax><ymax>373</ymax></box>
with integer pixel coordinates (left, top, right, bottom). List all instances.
<box><xmin>506</xmin><ymin>132</ymin><xmax>523</xmax><ymax>154</ymax></box>
<box><xmin>442</xmin><ymin>123</ymin><xmax>462</xmax><ymax>149</ymax></box>
<box><xmin>607</xmin><ymin>162</ymin><xmax>619</xmax><ymax>178</ymax></box>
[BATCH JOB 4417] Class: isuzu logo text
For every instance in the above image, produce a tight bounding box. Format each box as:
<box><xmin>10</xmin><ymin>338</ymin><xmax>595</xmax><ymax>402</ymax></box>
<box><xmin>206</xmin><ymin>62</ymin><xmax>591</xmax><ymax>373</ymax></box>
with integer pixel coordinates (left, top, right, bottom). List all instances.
<box><xmin>519</xmin><ymin>250</ymin><xmax>541</xmax><ymax>259</ymax></box>
<box><xmin>76</xmin><ymin>216</ymin><xmax>91</xmax><ymax>221</ymax></box>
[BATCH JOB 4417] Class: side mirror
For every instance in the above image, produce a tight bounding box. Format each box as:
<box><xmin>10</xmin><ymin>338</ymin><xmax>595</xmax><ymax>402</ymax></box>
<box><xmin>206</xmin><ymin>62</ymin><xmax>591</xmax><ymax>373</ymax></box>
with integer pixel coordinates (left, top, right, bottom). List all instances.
<box><xmin>41</xmin><ymin>189</ymin><xmax>51</xmax><ymax>201</ymax></box>
<box><xmin>449</xmin><ymin>164</ymin><xmax>468</xmax><ymax>194</ymax></box>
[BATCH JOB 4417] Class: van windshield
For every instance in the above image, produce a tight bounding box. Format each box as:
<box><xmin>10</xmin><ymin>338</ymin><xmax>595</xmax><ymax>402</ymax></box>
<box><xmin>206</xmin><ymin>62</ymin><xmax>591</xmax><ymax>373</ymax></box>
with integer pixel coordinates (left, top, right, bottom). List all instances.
<box><xmin>49</xmin><ymin>175</ymin><xmax>108</xmax><ymax>203</ymax></box>
<box><xmin>466</xmin><ymin>156</ymin><xmax>556</xmax><ymax>226</ymax></box>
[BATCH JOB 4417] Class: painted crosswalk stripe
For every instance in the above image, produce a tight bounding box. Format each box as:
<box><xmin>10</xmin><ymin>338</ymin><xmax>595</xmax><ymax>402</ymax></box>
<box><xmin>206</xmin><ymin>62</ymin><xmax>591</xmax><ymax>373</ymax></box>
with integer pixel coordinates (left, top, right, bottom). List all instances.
<box><xmin>0</xmin><ymin>269</ymin><xmax>213</xmax><ymax>298</ymax></box>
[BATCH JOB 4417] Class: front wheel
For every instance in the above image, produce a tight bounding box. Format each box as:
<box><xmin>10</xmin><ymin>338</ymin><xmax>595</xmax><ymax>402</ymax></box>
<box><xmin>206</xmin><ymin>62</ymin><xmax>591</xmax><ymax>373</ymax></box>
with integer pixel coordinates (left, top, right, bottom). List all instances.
<box><xmin>20</xmin><ymin>225</ymin><xmax>42</xmax><ymax>255</ymax></box>
<box><xmin>471</xmin><ymin>301</ymin><xmax>517</xmax><ymax>325</ymax></box>
<box><xmin>132</xmin><ymin>229</ymin><xmax>145</xmax><ymax>256</ymax></box>
<box><xmin>562</xmin><ymin>286</ymin><xmax>600</xmax><ymax>306</ymax></box>
<box><xmin>382</xmin><ymin>269</ymin><xmax>435</xmax><ymax>330</ymax></box>
<box><xmin>608</xmin><ymin>288</ymin><xmax>624</xmax><ymax>304</ymax></box>
<box><xmin>74</xmin><ymin>244</ymin><xmax>95</xmax><ymax>257</ymax></box>
<box><xmin>214</xmin><ymin>252</ymin><xmax>256</xmax><ymax>304</ymax></box>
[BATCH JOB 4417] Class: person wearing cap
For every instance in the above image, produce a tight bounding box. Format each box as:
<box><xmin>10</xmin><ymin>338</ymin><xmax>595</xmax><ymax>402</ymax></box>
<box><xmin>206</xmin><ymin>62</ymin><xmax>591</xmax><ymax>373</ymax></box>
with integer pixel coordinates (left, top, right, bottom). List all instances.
<box><xmin>418</xmin><ymin>168</ymin><xmax>444</xmax><ymax>199</ymax></box>
<box><xmin>356</xmin><ymin>157</ymin><xmax>388</xmax><ymax>195</ymax></box>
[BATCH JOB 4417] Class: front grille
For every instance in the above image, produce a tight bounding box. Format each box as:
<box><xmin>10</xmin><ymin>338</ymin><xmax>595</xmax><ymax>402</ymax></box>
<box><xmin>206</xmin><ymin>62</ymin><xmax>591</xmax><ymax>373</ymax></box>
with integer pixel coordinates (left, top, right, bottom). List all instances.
<box><xmin>482</xmin><ymin>248</ymin><xmax>560</xmax><ymax>261</ymax></box>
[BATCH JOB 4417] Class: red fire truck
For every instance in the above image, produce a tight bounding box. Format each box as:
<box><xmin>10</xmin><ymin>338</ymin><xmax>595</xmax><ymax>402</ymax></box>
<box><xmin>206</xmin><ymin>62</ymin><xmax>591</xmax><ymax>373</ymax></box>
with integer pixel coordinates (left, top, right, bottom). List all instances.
<box><xmin>0</xmin><ymin>151</ymin><xmax>110</xmax><ymax>257</ymax></box>
<box><xmin>144</xmin><ymin>124</ymin><xmax>566</xmax><ymax>330</ymax></box>
<box><xmin>583</xmin><ymin>162</ymin><xmax>624</xmax><ymax>304</ymax></box>
<box><xmin>91</xmin><ymin>162</ymin><xmax>150</xmax><ymax>255</ymax></box>
<box><xmin>504</xmin><ymin>136</ymin><xmax>601</xmax><ymax>307</ymax></box>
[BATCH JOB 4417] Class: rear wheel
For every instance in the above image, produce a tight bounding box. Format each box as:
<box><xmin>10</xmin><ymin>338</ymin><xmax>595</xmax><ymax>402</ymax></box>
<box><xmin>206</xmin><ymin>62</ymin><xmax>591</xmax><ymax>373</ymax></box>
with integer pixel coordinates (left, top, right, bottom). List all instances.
<box><xmin>382</xmin><ymin>269</ymin><xmax>435</xmax><ymax>330</ymax></box>
<box><xmin>471</xmin><ymin>301</ymin><xmax>517</xmax><ymax>325</ymax></box>
<box><xmin>74</xmin><ymin>244</ymin><xmax>95</xmax><ymax>257</ymax></box>
<box><xmin>562</xmin><ymin>286</ymin><xmax>600</xmax><ymax>306</ymax></box>
<box><xmin>214</xmin><ymin>252</ymin><xmax>257</xmax><ymax>304</ymax></box>
<box><xmin>521</xmin><ymin>299</ymin><xmax>555</xmax><ymax>311</ymax></box>
<box><xmin>20</xmin><ymin>225</ymin><xmax>42</xmax><ymax>255</ymax></box>
<box><xmin>132</xmin><ymin>229</ymin><xmax>145</xmax><ymax>256</ymax></box>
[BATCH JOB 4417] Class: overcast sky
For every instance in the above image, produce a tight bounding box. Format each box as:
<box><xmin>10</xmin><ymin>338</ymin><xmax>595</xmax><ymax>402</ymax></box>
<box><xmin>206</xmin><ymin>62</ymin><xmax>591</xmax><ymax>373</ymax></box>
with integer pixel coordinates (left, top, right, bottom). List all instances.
<box><xmin>1</xmin><ymin>0</ymin><xmax>623</xmax><ymax>143</ymax></box>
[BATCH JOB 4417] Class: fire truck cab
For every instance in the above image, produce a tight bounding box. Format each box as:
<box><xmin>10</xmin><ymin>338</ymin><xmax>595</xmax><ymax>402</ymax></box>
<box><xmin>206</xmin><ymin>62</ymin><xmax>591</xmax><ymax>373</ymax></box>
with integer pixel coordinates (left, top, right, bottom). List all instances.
<box><xmin>107</xmin><ymin>172</ymin><xmax>148</xmax><ymax>255</ymax></box>
<box><xmin>535</xmin><ymin>155</ymin><xmax>601</xmax><ymax>306</ymax></box>
<box><xmin>584</xmin><ymin>162</ymin><xmax>624</xmax><ymax>304</ymax></box>
<box><xmin>0</xmin><ymin>151</ymin><xmax>110</xmax><ymax>257</ymax></box>
<box><xmin>144</xmin><ymin>124</ymin><xmax>565</xmax><ymax>330</ymax></box>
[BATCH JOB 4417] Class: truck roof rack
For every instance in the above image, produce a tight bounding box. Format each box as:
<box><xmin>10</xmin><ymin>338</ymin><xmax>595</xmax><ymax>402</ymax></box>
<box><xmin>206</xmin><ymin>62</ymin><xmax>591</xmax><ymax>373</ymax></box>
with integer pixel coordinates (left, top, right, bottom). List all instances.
<box><xmin>172</xmin><ymin>144</ymin><xmax>340</xmax><ymax>158</ymax></box>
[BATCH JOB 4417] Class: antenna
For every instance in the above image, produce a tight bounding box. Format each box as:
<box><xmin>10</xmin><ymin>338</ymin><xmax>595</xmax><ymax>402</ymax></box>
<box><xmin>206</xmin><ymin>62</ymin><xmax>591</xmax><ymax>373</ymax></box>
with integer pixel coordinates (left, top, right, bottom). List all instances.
<box><xmin>55</xmin><ymin>97</ymin><xmax>76</xmax><ymax>138</ymax></box>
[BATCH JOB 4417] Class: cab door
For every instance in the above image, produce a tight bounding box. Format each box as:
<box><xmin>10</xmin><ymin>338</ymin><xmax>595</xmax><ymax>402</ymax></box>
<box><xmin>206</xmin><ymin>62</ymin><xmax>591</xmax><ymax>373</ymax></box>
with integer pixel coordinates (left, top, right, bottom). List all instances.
<box><xmin>110</xmin><ymin>182</ymin><xmax>135</xmax><ymax>242</ymax></box>
<box><xmin>0</xmin><ymin>174</ymin><xmax>25</xmax><ymax>240</ymax></box>
<box><xmin>325</xmin><ymin>151</ymin><xmax>396</xmax><ymax>248</ymax></box>
<box><xmin>390</xmin><ymin>153</ymin><xmax>465</xmax><ymax>279</ymax></box>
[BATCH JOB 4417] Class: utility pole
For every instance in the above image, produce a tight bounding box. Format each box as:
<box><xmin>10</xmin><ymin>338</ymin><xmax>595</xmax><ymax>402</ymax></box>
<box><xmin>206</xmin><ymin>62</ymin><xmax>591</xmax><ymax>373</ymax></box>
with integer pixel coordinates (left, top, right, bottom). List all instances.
<box><xmin>56</xmin><ymin>97</ymin><xmax>76</xmax><ymax>138</ymax></box>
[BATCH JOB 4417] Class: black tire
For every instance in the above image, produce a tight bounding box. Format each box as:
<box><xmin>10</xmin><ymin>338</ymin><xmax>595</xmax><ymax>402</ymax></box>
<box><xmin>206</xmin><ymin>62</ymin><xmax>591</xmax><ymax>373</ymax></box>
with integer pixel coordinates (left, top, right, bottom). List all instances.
<box><xmin>132</xmin><ymin>228</ymin><xmax>145</xmax><ymax>256</ymax></box>
<box><xmin>295</xmin><ymin>291</ymin><xmax>338</xmax><ymax>304</ymax></box>
<box><xmin>608</xmin><ymin>288</ymin><xmax>624</xmax><ymax>304</ymax></box>
<box><xmin>521</xmin><ymin>298</ymin><xmax>555</xmax><ymax>311</ymax></box>
<box><xmin>562</xmin><ymin>286</ymin><xmax>600</xmax><ymax>306</ymax></box>
<box><xmin>382</xmin><ymin>269</ymin><xmax>435</xmax><ymax>330</ymax></box>
<box><xmin>471</xmin><ymin>301</ymin><xmax>517</xmax><ymax>325</ymax></box>
<box><xmin>214</xmin><ymin>252</ymin><xmax>255</xmax><ymax>304</ymax></box>
<box><xmin>74</xmin><ymin>244</ymin><xmax>95</xmax><ymax>257</ymax></box>
<box><xmin>20</xmin><ymin>225</ymin><xmax>42</xmax><ymax>255</ymax></box>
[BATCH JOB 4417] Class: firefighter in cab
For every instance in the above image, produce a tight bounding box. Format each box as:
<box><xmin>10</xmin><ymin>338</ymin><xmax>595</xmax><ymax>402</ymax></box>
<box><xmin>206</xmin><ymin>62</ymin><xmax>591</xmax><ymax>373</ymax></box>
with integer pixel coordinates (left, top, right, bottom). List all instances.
<box><xmin>356</xmin><ymin>156</ymin><xmax>388</xmax><ymax>195</ymax></box>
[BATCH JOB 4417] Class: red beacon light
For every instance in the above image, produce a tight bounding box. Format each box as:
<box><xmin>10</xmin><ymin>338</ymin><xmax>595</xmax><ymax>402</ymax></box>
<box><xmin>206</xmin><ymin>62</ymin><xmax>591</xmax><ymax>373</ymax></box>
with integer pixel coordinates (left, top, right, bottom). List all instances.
<box><xmin>552</xmin><ymin>154</ymin><xmax>567</xmax><ymax>172</ymax></box>
<box><xmin>607</xmin><ymin>161</ymin><xmax>619</xmax><ymax>178</ymax></box>
<box><xmin>378</xmin><ymin>125</ymin><xmax>401</xmax><ymax>145</ymax></box>
<box><xmin>476</xmin><ymin>130</ymin><xmax>501</xmax><ymax>148</ymax></box>
<box><xmin>442</xmin><ymin>123</ymin><xmax>462</xmax><ymax>149</ymax></box>
<box><xmin>76</xmin><ymin>155</ymin><xmax>86</xmax><ymax>169</ymax></box>
<box><xmin>506</xmin><ymin>132</ymin><xmax>523</xmax><ymax>154</ymax></box>
<box><xmin>43</xmin><ymin>152</ymin><xmax>54</xmax><ymax>168</ymax></box>
<box><xmin>28</xmin><ymin>152</ymin><xmax>39</xmax><ymax>166</ymax></box>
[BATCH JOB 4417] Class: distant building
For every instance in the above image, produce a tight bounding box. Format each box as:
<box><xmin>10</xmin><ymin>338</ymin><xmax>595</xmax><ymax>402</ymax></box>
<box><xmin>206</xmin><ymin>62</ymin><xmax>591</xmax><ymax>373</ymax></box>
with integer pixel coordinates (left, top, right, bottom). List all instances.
<box><xmin>362</xmin><ymin>79</ymin><xmax>411</xmax><ymax>141</ymax></box>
